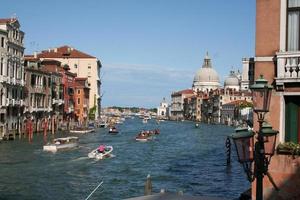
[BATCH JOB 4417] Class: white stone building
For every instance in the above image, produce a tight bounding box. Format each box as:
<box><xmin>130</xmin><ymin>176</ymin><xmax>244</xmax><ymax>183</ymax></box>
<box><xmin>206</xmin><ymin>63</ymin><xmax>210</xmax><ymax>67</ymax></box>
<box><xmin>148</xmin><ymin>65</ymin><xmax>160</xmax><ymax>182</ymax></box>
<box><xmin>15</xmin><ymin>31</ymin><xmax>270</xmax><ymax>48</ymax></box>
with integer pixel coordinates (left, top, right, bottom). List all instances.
<box><xmin>0</xmin><ymin>18</ymin><xmax>25</xmax><ymax>139</ymax></box>
<box><xmin>157</xmin><ymin>97</ymin><xmax>169</xmax><ymax>119</ymax></box>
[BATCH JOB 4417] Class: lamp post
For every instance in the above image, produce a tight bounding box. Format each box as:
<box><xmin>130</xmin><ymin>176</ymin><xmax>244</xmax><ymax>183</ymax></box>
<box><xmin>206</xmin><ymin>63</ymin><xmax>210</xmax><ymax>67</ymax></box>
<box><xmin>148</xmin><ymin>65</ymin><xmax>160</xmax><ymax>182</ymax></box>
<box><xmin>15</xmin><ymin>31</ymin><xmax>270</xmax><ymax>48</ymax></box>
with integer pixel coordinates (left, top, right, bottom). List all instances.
<box><xmin>231</xmin><ymin>75</ymin><xmax>278</xmax><ymax>200</ymax></box>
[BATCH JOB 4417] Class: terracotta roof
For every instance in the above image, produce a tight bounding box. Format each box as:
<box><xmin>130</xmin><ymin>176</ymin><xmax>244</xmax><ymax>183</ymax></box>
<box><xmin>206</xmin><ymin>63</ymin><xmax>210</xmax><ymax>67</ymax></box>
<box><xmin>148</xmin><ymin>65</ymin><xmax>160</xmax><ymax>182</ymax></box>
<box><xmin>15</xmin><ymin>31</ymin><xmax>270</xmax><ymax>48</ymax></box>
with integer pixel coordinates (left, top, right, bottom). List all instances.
<box><xmin>172</xmin><ymin>89</ymin><xmax>194</xmax><ymax>96</ymax></box>
<box><xmin>24</xmin><ymin>56</ymin><xmax>39</xmax><ymax>62</ymax></box>
<box><xmin>223</xmin><ymin>100</ymin><xmax>249</xmax><ymax>106</ymax></box>
<box><xmin>37</xmin><ymin>45</ymin><xmax>95</xmax><ymax>59</ymax></box>
<box><xmin>0</xmin><ymin>18</ymin><xmax>17</xmax><ymax>24</ymax></box>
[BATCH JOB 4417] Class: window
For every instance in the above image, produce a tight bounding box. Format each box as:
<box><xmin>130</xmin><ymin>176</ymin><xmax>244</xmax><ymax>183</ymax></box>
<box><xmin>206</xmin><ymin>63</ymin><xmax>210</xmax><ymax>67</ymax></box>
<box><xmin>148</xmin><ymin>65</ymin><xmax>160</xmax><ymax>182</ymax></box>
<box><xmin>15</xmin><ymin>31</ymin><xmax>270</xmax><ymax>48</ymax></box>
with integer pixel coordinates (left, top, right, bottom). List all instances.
<box><xmin>0</xmin><ymin>58</ymin><xmax>3</xmax><ymax>75</ymax></box>
<box><xmin>77</xmin><ymin>98</ymin><xmax>80</xmax><ymax>105</ymax></box>
<box><xmin>1</xmin><ymin>37</ymin><xmax>4</xmax><ymax>48</ymax></box>
<box><xmin>77</xmin><ymin>90</ymin><xmax>80</xmax><ymax>94</ymax></box>
<box><xmin>74</xmin><ymin>64</ymin><xmax>77</xmax><ymax>68</ymax></box>
<box><xmin>287</xmin><ymin>0</ymin><xmax>300</xmax><ymax>50</ymax></box>
<box><xmin>285</xmin><ymin>96</ymin><xmax>300</xmax><ymax>143</ymax></box>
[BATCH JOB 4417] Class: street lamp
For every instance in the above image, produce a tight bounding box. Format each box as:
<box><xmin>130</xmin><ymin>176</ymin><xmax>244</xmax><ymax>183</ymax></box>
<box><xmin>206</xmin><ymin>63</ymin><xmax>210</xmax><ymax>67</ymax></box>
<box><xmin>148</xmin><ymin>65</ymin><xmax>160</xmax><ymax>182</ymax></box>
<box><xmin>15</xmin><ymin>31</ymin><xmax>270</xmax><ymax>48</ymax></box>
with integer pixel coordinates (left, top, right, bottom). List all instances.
<box><xmin>231</xmin><ymin>75</ymin><xmax>278</xmax><ymax>200</ymax></box>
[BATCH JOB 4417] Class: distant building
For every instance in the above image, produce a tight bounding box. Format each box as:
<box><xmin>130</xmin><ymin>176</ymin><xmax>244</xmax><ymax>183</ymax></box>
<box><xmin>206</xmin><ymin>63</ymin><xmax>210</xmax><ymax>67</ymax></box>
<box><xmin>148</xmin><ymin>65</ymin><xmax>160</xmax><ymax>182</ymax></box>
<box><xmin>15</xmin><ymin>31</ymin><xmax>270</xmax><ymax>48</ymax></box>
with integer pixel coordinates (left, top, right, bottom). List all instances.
<box><xmin>157</xmin><ymin>97</ymin><xmax>169</xmax><ymax>119</ymax></box>
<box><xmin>170</xmin><ymin>89</ymin><xmax>194</xmax><ymax>120</ymax></box>
<box><xmin>221</xmin><ymin>100</ymin><xmax>252</xmax><ymax>126</ymax></box>
<box><xmin>192</xmin><ymin>52</ymin><xmax>220</xmax><ymax>92</ymax></box>
<box><xmin>241</xmin><ymin>57</ymin><xmax>255</xmax><ymax>91</ymax></box>
<box><xmin>35</xmin><ymin>46</ymin><xmax>102</xmax><ymax>120</ymax></box>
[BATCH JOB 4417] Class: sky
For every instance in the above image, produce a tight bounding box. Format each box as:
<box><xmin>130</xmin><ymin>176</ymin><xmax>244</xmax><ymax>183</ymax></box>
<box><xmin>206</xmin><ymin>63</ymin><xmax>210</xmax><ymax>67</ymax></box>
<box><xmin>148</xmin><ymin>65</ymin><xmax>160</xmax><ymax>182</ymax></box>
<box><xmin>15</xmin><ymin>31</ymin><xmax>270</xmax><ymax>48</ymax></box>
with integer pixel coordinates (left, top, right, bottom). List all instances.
<box><xmin>1</xmin><ymin>0</ymin><xmax>256</xmax><ymax>108</ymax></box>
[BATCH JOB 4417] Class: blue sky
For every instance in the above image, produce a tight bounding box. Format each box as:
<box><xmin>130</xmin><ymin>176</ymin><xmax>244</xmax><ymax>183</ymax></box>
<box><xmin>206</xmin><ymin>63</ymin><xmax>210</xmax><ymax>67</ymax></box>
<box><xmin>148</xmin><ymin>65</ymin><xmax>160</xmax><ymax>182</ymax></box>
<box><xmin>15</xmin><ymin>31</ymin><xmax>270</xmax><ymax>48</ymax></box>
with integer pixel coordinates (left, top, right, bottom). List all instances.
<box><xmin>1</xmin><ymin>0</ymin><xmax>256</xmax><ymax>108</ymax></box>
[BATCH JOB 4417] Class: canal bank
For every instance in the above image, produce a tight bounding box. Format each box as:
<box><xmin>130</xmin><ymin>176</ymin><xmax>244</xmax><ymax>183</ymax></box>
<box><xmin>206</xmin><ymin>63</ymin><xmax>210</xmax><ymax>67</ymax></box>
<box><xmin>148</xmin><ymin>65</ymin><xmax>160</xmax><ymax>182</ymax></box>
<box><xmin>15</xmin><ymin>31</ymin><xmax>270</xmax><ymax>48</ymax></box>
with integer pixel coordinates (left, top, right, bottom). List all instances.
<box><xmin>0</xmin><ymin>118</ymin><xmax>249</xmax><ymax>199</ymax></box>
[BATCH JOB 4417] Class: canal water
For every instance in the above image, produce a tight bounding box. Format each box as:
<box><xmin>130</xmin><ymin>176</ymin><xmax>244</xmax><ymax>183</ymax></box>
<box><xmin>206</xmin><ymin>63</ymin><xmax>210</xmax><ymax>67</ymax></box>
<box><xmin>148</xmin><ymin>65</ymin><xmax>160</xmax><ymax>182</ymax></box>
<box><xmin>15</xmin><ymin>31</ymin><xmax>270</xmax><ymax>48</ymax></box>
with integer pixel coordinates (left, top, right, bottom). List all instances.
<box><xmin>0</xmin><ymin>118</ymin><xmax>249</xmax><ymax>200</ymax></box>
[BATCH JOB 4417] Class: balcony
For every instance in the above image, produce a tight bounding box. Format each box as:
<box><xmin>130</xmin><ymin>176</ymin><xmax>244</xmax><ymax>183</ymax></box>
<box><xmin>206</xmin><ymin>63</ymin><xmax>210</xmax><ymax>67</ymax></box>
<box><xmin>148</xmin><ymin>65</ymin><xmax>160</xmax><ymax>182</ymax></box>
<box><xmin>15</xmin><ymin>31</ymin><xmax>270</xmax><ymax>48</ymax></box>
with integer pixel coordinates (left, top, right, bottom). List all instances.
<box><xmin>52</xmin><ymin>99</ymin><xmax>64</xmax><ymax>105</ymax></box>
<box><xmin>276</xmin><ymin>51</ymin><xmax>300</xmax><ymax>89</ymax></box>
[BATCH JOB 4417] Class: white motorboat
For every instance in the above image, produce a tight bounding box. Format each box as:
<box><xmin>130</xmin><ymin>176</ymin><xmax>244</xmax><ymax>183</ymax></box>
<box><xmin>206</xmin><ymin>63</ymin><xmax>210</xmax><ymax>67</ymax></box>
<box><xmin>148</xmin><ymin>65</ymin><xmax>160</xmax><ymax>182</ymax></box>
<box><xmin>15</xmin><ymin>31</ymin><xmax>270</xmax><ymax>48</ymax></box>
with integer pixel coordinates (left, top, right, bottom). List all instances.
<box><xmin>88</xmin><ymin>145</ymin><xmax>113</xmax><ymax>160</ymax></box>
<box><xmin>43</xmin><ymin>136</ymin><xmax>79</xmax><ymax>152</ymax></box>
<box><xmin>69</xmin><ymin>128</ymin><xmax>95</xmax><ymax>134</ymax></box>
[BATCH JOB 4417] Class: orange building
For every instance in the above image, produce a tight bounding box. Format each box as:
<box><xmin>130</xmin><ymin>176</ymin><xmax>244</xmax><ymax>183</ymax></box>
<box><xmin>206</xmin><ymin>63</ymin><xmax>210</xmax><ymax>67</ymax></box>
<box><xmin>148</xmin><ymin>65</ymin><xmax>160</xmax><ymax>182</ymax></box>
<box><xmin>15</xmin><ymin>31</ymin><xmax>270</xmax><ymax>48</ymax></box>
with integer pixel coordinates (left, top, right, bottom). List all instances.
<box><xmin>74</xmin><ymin>78</ymin><xmax>89</xmax><ymax>125</ymax></box>
<box><xmin>253</xmin><ymin>0</ymin><xmax>300</xmax><ymax>199</ymax></box>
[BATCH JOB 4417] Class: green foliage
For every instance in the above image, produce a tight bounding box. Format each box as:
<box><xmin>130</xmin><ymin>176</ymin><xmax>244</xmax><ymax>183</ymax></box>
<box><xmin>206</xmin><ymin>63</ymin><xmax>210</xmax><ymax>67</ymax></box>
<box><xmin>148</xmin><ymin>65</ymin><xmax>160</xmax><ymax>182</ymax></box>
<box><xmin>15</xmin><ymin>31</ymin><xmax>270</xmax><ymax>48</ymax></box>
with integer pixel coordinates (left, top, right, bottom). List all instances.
<box><xmin>239</xmin><ymin>101</ymin><xmax>253</xmax><ymax>109</ymax></box>
<box><xmin>89</xmin><ymin>106</ymin><xmax>96</xmax><ymax>120</ymax></box>
<box><xmin>277</xmin><ymin>142</ymin><xmax>300</xmax><ymax>155</ymax></box>
<box><xmin>107</xmin><ymin>106</ymin><xmax>155</xmax><ymax>113</ymax></box>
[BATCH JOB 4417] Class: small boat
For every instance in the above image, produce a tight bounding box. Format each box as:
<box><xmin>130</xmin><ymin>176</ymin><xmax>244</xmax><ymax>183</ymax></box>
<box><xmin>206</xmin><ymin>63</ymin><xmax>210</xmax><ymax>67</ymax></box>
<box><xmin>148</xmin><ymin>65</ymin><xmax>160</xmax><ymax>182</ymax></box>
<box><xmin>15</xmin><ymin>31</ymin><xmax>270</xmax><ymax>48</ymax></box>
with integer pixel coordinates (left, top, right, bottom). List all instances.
<box><xmin>99</xmin><ymin>122</ymin><xmax>107</xmax><ymax>128</ymax></box>
<box><xmin>43</xmin><ymin>136</ymin><xmax>79</xmax><ymax>152</ymax></box>
<box><xmin>135</xmin><ymin>135</ymin><xmax>153</xmax><ymax>142</ymax></box>
<box><xmin>195</xmin><ymin>123</ymin><xmax>199</xmax><ymax>128</ymax></box>
<box><xmin>88</xmin><ymin>145</ymin><xmax>113</xmax><ymax>160</ymax></box>
<box><xmin>135</xmin><ymin>129</ymin><xmax>159</xmax><ymax>142</ymax></box>
<box><xmin>69</xmin><ymin>128</ymin><xmax>95</xmax><ymax>134</ymax></box>
<box><xmin>108</xmin><ymin>127</ymin><xmax>118</xmax><ymax>134</ymax></box>
<box><xmin>142</xmin><ymin>118</ymin><xmax>148</xmax><ymax>124</ymax></box>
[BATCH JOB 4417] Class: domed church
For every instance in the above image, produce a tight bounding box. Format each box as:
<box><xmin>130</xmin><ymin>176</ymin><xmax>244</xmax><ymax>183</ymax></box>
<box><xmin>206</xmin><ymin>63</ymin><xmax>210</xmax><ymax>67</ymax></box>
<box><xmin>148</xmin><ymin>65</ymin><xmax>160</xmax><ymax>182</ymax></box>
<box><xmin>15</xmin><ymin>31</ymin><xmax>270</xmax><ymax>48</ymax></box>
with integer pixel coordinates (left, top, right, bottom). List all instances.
<box><xmin>192</xmin><ymin>52</ymin><xmax>220</xmax><ymax>92</ymax></box>
<box><xmin>224</xmin><ymin>70</ymin><xmax>240</xmax><ymax>91</ymax></box>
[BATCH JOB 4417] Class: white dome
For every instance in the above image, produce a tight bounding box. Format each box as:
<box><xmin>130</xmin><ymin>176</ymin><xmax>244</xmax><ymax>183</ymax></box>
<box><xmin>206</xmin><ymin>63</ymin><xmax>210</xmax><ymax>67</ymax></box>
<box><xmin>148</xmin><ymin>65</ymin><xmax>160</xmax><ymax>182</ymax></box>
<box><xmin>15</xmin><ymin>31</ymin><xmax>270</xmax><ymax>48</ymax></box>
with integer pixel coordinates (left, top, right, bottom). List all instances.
<box><xmin>192</xmin><ymin>53</ymin><xmax>220</xmax><ymax>92</ymax></box>
<box><xmin>194</xmin><ymin>67</ymin><xmax>220</xmax><ymax>83</ymax></box>
<box><xmin>224</xmin><ymin>74</ymin><xmax>239</xmax><ymax>86</ymax></box>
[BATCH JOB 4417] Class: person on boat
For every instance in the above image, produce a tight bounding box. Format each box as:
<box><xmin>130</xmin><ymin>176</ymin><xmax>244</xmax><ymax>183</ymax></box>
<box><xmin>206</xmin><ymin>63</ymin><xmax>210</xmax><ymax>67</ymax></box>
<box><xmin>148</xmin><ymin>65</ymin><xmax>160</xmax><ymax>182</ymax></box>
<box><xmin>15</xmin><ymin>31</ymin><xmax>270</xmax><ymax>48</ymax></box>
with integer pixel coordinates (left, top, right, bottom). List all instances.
<box><xmin>97</xmin><ymin>145</ymin><xmax>105</xmax><ymax>153</ymax></box>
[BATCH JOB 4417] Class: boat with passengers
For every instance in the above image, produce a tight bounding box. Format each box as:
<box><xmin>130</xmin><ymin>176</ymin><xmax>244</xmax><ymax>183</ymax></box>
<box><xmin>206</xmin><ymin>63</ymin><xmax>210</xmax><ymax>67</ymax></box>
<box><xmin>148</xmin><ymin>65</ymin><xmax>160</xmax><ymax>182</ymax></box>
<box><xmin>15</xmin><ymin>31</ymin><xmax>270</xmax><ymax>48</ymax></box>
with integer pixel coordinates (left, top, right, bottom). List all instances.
<box><xmin>88</xmin><ymin>145</ymin><xmax>113</xmax><ymax>160</ymax></box>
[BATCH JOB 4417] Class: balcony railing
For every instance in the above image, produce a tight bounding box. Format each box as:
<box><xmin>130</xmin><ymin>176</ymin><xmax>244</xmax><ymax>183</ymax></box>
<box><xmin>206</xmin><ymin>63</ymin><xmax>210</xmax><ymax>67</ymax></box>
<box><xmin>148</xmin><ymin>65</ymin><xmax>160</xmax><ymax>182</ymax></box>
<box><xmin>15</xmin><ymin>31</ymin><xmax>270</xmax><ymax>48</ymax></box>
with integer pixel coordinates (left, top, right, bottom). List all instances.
<box><xmin>276</xmin><ymin>51</ymin><xmax>300</xmax><ymax>81</ymax></box>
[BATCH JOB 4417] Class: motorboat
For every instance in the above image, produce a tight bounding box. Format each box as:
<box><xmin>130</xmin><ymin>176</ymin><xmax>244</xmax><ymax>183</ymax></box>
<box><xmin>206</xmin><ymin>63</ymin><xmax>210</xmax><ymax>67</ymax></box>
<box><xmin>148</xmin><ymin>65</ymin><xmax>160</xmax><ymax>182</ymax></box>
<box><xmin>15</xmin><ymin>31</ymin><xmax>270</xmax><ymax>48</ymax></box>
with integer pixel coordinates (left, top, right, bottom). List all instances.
<box><xmin>135</xmin><ymin>135</ymin><xmax>153</xmax><ymax>142</ymax></box>
<box><xmin>43</xmin><ymin>136</ymin><xmax>79</xmax><ymax>152</ymax></box>
<box><xmin>108</xmin><ymin>127</ymin><xmax>118</xmax><ymax>134</ymax></box>
<box><xmin>69</xmin><ymin>128</ymin><xmax>95</xmax><ymax>134</ymax></box>
<box><xmin>135</xmin><ymin>129</ymin><xmax>159</xmax><ymax>142</ymax></box>
<box><xmin>88</xmin><ymin>145</ymin><xmax>113</xmax><ymax>160</ymax></box>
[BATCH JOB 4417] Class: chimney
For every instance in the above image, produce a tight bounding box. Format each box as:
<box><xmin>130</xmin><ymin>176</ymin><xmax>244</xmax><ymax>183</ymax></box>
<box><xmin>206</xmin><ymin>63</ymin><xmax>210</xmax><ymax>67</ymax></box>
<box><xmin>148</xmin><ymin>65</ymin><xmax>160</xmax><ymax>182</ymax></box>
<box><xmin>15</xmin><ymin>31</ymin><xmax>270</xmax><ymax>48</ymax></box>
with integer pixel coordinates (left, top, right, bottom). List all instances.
<box><xmin>54</xmin><ymin>48</ymin><xmax>57</xmax><ymax>53</ymax></box>
<box><xmin>34</xmin><ymin>52</ymin><xmax>37</xmax><ymax>58</ymax></box>
<box><xmin>48</xmin><ymin>48</ymin><xmax>51</xmax><ymax>52</ymax></box>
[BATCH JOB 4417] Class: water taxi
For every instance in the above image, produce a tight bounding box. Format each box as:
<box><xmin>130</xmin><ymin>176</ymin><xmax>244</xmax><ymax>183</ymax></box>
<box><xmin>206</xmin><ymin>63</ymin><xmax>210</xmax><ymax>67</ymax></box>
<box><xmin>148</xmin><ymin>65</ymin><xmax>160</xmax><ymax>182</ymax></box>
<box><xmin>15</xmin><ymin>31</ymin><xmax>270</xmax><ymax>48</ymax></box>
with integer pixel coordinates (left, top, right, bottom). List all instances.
<box><xmin>69</xmin><ymin>128</ymin><xmax>95</xmax><ymax>134</ymax></box>
<box><xmin>43</xmin><ymin>136</ymin><xmax>79</xmax><ymax>152</ymax></box>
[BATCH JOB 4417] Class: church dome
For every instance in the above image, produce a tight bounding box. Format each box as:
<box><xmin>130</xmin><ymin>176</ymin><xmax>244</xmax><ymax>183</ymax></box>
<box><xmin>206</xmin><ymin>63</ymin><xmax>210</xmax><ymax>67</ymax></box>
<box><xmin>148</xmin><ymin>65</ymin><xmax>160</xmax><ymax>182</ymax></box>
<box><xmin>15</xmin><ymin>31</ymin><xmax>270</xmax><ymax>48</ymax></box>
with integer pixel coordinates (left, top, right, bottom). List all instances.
<box><xmin>192</xmin><ymin>53</ymin><xmax>220</xmax><ymax>92</ymax></box>
<box><xmin>224</xmin><ymin>71</ymin><xmax>239</xmax><ymax>86</ymax></box>
<box><xmin>194</xmin><ymin>67</ymin><xmax>220</xmax><ymax>83</ymax></box>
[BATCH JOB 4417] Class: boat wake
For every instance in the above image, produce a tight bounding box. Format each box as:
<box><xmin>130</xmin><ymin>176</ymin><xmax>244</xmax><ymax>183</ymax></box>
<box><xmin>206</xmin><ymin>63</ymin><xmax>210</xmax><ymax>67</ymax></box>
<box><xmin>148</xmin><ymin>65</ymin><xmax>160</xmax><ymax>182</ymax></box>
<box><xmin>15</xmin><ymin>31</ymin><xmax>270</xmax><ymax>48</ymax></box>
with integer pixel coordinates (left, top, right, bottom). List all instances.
<box><xmin>71</xmin><ymin>157</ymin><xmax>90</xmax><ymax>162</ymax></box>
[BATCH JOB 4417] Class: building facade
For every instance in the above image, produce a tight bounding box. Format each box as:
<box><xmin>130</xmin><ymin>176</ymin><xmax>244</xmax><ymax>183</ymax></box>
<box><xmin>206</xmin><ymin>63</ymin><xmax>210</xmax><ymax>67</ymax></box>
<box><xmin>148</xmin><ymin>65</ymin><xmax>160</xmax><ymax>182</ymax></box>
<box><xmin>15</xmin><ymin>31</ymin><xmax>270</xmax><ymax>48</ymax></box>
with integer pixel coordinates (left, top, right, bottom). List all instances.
<box><xmin>170</xmin><ymin>89</ymin><xmax>194</xmax><ymax>120</ymax></box>
<box><xmin>252</xmin><ymin>0</ymin><xmax>300</xmax><ymax>199</ymax></box>
<box><xmin>0</xmin><ymin>18</ymin><xmax>25</xmax><ymax>140</ymax></box>
<box><xmin>36</xmin><ymin>46</ymin><xmax>102</xmax><ymax>120</ymax></box>
<box><xmin>24</xmin><ymin>57</ymin><xmax>52</xmax><ymax>133</ymax></box>
<box><xmin>74</xmin><ymin>77</ymin><xmax>90</xmax><ymax>126</ymax></box>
